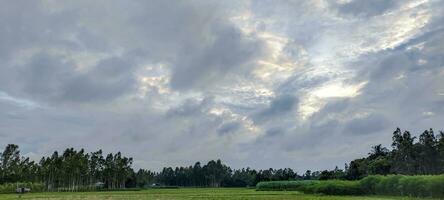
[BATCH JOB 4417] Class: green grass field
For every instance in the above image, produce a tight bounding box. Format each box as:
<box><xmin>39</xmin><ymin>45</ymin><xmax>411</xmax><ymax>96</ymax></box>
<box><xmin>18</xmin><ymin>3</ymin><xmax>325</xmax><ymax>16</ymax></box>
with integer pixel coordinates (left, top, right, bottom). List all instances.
<box><xmin>0</xmin><ymin>188</ymin><xmax>433</xmax><ymax>200</ymax></box>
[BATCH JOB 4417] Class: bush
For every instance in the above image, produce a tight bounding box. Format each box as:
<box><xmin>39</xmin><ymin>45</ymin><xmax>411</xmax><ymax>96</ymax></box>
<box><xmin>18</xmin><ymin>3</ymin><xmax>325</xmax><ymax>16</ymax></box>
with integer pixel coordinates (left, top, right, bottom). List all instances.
<box><xmin>256</xmin><ymin>180</ymin><xmax>318</xmax><ymax>191</ymax></box>
<box><xmin>359</xmin><ymin>175</ymin><xmax>380</xmax><ymax>194</ymax></box>
<box><xmin>427</xmin><ymin>175</ymin><xmax>444</xmax><ymax>197</ymax></box>
<box><xmin>301</xmin><ymin>180</ymin><xmax>363</xmax><ymax>195</ymax></box>
<box><xmin>360</xmin><ymin>175</ymin><xmax>444</xmax><ymax>198</ymax></box>
<box><xmin>257</xmin><ymin>175</ymin><xmax>444</xmax><ymax>198</ymax></box>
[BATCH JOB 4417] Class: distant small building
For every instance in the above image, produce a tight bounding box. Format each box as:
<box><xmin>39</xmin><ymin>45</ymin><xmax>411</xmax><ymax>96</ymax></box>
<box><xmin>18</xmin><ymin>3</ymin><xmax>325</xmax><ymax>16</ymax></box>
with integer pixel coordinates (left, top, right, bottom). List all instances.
<box><xmin>16</xmin><ymin>188</ymin><xmax>31</xmax><ymax>193</ymax></box>
<box><xmin>95</xmin><ymin>182</ymin><xmax>105</xmax><ymax>187</ymax></box>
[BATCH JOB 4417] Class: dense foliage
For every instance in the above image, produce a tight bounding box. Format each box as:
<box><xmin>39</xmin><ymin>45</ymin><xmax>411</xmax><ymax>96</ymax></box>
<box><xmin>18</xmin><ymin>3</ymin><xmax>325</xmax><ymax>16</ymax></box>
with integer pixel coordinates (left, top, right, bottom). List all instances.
<box><xmin>257</xmin><ymin>175</ymin><xmax>444</xmax><ymax>198</ymax></box>
<box><xmin>256</xmin><ymin>180</ymin><xmax>318</xmax><ymax>191</ymax></box>
<box><xmin>317</xmin><ymin>128</ymin><xmax>444</xmax><ymax>180</ymax></box>
<box><xmin>0</xmin><ymin>145</ymin><xmax>133</xmax><ymax>191</ymax></box>
<box><xmin>257</xmin><ymin>180</ymin><xmax>362</xmax><ymax>195</ymax></box>
<box><xmin>303</xmin><ymin>180</ymin><xmax>363</xmax><ymax>196</ymax></box>
<box><xmin>136</xmin><ymin>161</ymin><xmax>299</xmax><ymax>187</ymax></box>
<box><xmin>0</xmin><ymin>145</ymin><xmax>301</xmax><ymax>191</ymax></box>
<box><xmin>360</xmin><ymin>175</ymin><xmax>444</xmax><ymax>198</ymax></box>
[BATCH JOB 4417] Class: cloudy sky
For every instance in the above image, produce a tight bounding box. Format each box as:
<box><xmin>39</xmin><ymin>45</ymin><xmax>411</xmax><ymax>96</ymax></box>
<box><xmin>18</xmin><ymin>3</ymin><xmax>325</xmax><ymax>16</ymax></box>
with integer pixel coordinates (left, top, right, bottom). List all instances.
<box><xmin>1</xmin><ymin>0</ymin><xmax>443</xmax><ymax>172</ymax></box>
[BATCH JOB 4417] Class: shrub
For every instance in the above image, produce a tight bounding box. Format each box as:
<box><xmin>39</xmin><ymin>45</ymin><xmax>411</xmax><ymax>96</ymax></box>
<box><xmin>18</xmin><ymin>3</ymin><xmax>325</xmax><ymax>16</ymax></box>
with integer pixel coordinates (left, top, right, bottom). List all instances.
<box><xmin>256</xmin><ymin>175</ymin><xmax>444</xmax><ymax>198</ymax></box>
<box><xmin>256</xmin><ymin>180</ymin><xmax>363</xmax><ymax>195</ymax></box>
<box><xmin>256</xmin><ymin>180</ymin><xmax>318</xmax><ymax>191</ymax></box>
<box><xmin>427</xmin><ymin>175</ymin><xmax>444</xmax><ymax>197</ymax></box>
<box><xmin>359</xmin><ymin>175</ymin><xmax>381</xmax><ymax>194</ymax></box>
<box><xmin>359</xmin><ymin>175</ymin><xmax>444</xmax><ymax>198</ymax></box>
<box><xmin>301</xmin><ymin>180</ymin><xmax>363</xmax><ymax>195</ymax></box>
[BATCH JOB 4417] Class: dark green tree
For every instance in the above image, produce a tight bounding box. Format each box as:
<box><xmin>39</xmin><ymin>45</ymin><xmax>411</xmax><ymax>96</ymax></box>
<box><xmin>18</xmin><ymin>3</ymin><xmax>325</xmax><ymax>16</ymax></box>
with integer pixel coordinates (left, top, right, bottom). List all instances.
<box><xmin>0</xmin><ymin>144</ymin><xmax>21</xmax><ymax>183</ymax></box>
<box><xmin>391</xmin><ymin>128</ymin><xmax>417</xmax><ymax>174</ymax></box>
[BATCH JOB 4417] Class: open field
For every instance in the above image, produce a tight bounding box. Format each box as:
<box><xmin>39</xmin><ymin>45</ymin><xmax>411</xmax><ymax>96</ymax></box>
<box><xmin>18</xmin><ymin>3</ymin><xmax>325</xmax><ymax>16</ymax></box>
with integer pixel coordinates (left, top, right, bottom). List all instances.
<box><xmin>0</xmin><ymin>188</ymin><xmax>433</xmax><ymax>200</ymax></box>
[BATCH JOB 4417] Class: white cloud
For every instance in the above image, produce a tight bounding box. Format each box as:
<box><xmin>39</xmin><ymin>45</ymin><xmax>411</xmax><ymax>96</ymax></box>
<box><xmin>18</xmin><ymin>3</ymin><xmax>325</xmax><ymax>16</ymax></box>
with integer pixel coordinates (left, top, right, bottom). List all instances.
<box><xmin>0</xmin><ymin>91</ymin><xmax>41</xmax><ymax>109</ymax></box>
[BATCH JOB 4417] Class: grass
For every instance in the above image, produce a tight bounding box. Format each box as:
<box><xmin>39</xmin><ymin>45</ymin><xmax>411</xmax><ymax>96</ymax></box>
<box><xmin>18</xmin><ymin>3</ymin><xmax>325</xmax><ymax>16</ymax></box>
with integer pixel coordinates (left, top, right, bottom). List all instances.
<box><xmin>0</xmin><ymin>188</ymin><xmax>434</xmax><ymax>200</ymax></box>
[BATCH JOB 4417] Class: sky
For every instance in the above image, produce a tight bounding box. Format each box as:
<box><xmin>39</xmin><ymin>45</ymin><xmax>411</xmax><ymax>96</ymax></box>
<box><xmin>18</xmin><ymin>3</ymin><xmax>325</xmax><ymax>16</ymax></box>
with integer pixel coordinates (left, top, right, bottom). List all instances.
<box><xmin>1</xmin><ymin>0</ymin><xmax>444</xmax><ymax>172</ymax></box>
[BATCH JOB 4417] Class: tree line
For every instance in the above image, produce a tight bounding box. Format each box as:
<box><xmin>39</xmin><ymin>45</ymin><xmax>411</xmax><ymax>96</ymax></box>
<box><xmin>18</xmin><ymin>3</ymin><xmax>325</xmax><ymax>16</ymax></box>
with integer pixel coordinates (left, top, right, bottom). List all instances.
<box><xmin>317</xmin><ymin>128</ymin><xmax>444</xmax><ymax>180</ymax></box>
<box><xmin>0</xmin><ymin>144</ymin><xmax>300</xmax><ymax>189</ymax></box>
<box><xmin>1</xmin><ymin>128</ymin><xmax>444</xmax><ymax>190</ymax></box>
<box><xmin>140</xmin><ymin>160</ymin><xmax>299</xmax><ymax>187</ymax></box>
<box><xmin>0</xmin><ymin>145</ymin><xmax>133</xmax><ymax>191</ymax></box>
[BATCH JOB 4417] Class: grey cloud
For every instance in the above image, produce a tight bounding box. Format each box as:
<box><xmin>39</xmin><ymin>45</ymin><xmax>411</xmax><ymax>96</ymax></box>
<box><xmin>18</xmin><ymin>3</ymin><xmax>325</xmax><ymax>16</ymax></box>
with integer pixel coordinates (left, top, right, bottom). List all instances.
<box><xmin>265</xmin><ymin>127</ymin><xmax>285</xmax><ymax>137</ymax></box>
<box><xmin>309</xmin><ymin>99</ymin><xmax>351</xmax><ymax>123</ymax></box>
<box><xmin>166</xmin><ymin>97</ymin><xmax>214</xmax><ymax>117</ymax></box>
<box><xmin>265</xmin><ymin>94</ymin><xmax>298</xmax><ymax>114</ymax></box>
<box><xmin>60</xmin><ymin>57</ymin><xmax>137</xmax><ymax>103</ymax></box>
<box><xmin>217</xmin><ymin>122</ymin><xmax>241</xmax><ymax>135</ymax></box>
<box><xmin>1</xmin><ymin>0</ymin><xmax>264</xmax><ymax>104</ymax></box>
<box><xmin>170</xmin><ymin>22</ymin><xmax>265</xmax><ymax>90</ymax></box>
<box><xmin>253</xmin><ymin>94</ymin><xmax>298</xmax><ymax>122</ymax></box>
<box><xmin>334</xmin><ymin>0</ymin><xmax>398</xmax><ymax>18</ymax></box>
<box><xmin>0</xmin><ymin>1</ymin><xmax>75</xmax><ymax>59</ymax></box>
<box><xmin>281</xmin><ymin>119</ymin><xmax>340</xmax><ymax>152</ymax></box>
<box><xmin>279</xmin><ymin>74</ymin><xmax>330</xmax><ymax>94</ymax></box>
<box><xmin>327</xmin><ymin>11</ymin><xmax>444</xmax><ymax>137</ymax></box>
<box><xmin>343</xmin><ymin>114</ymin><xmax>390</xmax><ymax>135</ymax></box>
<box><xmin>365</xmin><ymin>30</ymin><xmax>444</xmax><ymax>82</ymax></box>
<box><xmin>249</xmin><ymin>0</ymin><xmax>329</xmax><ymax>47</ymax></box>
<box><xmin>17</xmin><ymin>53</ymin><xmax>76</xmax><ymax>102</ymax></box>
<box><xmin>117</xmin><ymin>0</ymin><xmax>265</xmax><ymax>91</ymax></box>
<box><xmin>9</xmin><ymin>53</ymin><xmax>137</xmax><ymax>104</ymax></box>
<box><xmin>1</xmin><ymin>0</ymin><xmax>444</xmax><ymax>173</ymax></box>
<box><xmin>0</xmin><ymin>1</ymin><xmax>133</xmax><ymax>104</ymax></box>
<box><xmin>354</xmin><ymin>28</ymin><xmax>444</xmax><ymax>107</ymax></box>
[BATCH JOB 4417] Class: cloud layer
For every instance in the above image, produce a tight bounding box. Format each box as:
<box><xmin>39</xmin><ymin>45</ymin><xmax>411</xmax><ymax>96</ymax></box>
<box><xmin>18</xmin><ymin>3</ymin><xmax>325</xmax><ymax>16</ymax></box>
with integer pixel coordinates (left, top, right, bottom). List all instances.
<box><xmin>1</xmin><ymin>0</ymin><xmax>443</xmax><ymax>172</ymax></box>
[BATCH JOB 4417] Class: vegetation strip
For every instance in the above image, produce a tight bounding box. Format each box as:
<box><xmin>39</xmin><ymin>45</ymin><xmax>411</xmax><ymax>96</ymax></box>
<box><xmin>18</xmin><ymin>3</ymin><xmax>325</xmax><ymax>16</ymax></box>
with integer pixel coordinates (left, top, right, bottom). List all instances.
<box><xmin>1</xmin><ymin>127</ymin><xmax>444</xmax><ymax>198</ymax></box>
<box><xmin>257</xmin><ymin>175</ymin><xmax>444</xmax><ymax>198</ymax></box>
